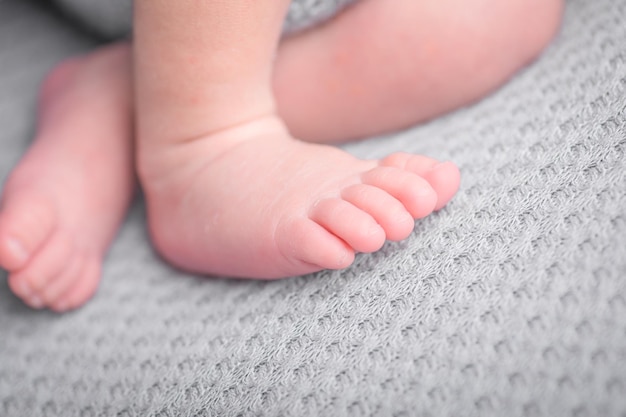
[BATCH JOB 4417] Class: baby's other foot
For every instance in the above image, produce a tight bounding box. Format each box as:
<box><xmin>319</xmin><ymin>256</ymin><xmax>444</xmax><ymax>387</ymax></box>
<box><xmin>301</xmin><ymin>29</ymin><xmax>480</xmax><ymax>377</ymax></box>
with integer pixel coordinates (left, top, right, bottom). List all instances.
<box><xmin>0</xmin><ymin>44</ymin><xmax>134</xmax><ymax>312</ymax></box>
<box><xmin>139</xmin><ymin>116</ymin><xmax>460</xmax><ymax>278</ymax></box>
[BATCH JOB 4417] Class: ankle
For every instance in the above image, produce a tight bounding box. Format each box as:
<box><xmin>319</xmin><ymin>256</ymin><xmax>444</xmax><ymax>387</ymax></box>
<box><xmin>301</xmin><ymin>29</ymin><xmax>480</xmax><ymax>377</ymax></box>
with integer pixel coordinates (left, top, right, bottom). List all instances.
<box><xmin>136</xmin><ymin>80</ymin><xmax>277</xmax><ymax>145</ymax></box>
<box><xmin>136</xmin><ymin>114</ymin><xmax>289</xmax><ymax>184</ymax></box>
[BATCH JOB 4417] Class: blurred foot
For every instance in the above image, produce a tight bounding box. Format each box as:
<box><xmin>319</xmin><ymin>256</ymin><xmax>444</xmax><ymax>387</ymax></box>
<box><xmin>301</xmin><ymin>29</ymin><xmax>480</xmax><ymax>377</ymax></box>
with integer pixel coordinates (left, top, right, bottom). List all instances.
<box><xmin>0</xmin><ymin>45</ymin><xmax>134</xmax><ymax>312</ymax></box>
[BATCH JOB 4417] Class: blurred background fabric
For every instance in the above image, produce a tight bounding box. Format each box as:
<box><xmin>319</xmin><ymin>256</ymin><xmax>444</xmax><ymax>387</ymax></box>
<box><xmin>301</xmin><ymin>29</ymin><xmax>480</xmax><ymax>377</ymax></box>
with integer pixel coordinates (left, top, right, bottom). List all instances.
<box><xmin>50</xmin><ymin>0</ymin><xmax>359</xmax><ymax>39</ymax></box>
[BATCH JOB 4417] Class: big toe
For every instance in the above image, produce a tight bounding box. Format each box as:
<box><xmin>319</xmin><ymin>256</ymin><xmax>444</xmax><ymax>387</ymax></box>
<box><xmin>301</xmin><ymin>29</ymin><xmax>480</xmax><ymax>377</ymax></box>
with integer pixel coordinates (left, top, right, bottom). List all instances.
<box><xmin>361</xmin><ymin>166</ymin><xmax>438</xmax><ymax>219</ymax></box>
<box><xmin>422</xmin><ymin>161</ymin><xmax>461</xmax><ymax>211</ymax></box>
<box><xmin>8</xmin><ymin>230</ymin><xmax>73</xmax><ymax>309</ymax></box>
<box><xmin>0</xmin><ymin>193</ymin><xmax>56</xmax><ymax>271</ymax></box>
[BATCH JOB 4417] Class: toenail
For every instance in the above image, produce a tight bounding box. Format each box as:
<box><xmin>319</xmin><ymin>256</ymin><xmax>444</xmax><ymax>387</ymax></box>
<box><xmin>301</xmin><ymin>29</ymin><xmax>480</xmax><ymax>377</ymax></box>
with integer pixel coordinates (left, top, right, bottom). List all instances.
<box><xmin>368</xmin><ymin>224</ymin><xmax>383</xmax><ymax>236</ymax></box>
<box><xmin>417</xmin><ymin>186</ymin><xmax>435</xmax><ymax>197</ymax></box>
<box><xmin>430</xmin><ymin>161</ymin><xmax>450</xmax><ymax>171</ymax></box>
<box><xmin>337</xmin><ymin>250</ymin><xmax>352</xmax><ymax>268</ymax></box>
<box><xmin>5</xmin><ymin>237</ymin><xmax>29</xmax><ymax>265</ymax></box>
<box><xmin>395</xmin><ymin>210</ymin><xmax>414</xmax><ymax>225</ymax></box>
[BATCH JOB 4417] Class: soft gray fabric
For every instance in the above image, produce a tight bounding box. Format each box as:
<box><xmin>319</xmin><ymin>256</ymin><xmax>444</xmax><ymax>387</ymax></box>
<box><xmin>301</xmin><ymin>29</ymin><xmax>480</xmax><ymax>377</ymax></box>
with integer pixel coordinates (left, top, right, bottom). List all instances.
<box><xmin>51</xmin><ymin>0</ymin><xmax>358</xmax><ymax>39</ymax></box>
<box><xmin>1</xmin><ymin>0</ymin><xmax>626</xmax><ymax>416</ymax></box>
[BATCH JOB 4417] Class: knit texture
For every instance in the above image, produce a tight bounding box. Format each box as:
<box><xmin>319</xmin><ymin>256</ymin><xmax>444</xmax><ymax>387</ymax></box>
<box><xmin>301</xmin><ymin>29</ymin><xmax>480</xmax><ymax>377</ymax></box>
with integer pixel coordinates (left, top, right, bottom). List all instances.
<box><xmin>1</xmin><ymin>0</ymin><xmax>625</xmax><ymax>416</ymax></box>
<box><xmin>50</xmin><ymin>0</ymin><xmax>358</xmax><ymax>39</ymax></box>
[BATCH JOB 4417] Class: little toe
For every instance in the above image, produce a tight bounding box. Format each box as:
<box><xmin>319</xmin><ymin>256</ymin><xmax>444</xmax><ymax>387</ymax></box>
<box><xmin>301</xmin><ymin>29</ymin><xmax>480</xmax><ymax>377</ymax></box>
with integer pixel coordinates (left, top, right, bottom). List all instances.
<box><xmin>277</xmin><ymin>218</ymin><xmax>355</xmax><ymax>272</ymax></box>
<box><xmin>341</xmin><ymin>184</ymin><xmax>415</xmax><ymax>241</ymax></box>
<box><xmin>310</xmin><ymin>198</ymin><xmax>385</xmax><ymax>253</ymax></box>
<box><xmin>0</xmin><ymin>194</ymin><xmax>56</xmax><ymax>271</ymax></box>
<box><xmin>54</xmin><ymin>257</ymin><xmax>101</xmax><ymax>312</ymax></box>
<box><xmin>361</xmin><ymin>166</ymin><xmax>437</xmax><ymax>219</ymax></box>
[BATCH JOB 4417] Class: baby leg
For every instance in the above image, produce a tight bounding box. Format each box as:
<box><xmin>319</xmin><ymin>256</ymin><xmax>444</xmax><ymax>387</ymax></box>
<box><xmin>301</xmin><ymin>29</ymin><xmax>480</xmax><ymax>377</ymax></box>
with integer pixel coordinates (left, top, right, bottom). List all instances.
<box><xmin>0</xmin><ymin>44</ymin><xmax>134</xmax><ymax>311</ymax></box>
<box><xmin>274</xmin><ymin>0</ymin><xmax>565</xmax><ymax>143</ymax></box>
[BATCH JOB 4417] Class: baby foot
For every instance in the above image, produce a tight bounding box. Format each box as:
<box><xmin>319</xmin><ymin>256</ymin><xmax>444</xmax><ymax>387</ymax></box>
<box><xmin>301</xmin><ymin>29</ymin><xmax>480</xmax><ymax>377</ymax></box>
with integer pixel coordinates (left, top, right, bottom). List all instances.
<box><xmin>139</xmin><ymin>116</ymin><xmax>460</xmax><ymax>278</ymax></box>
<box><xmin>0</xmin><ymin>44</ymin><xmax>134</xmax><ymax>312</ymax></box>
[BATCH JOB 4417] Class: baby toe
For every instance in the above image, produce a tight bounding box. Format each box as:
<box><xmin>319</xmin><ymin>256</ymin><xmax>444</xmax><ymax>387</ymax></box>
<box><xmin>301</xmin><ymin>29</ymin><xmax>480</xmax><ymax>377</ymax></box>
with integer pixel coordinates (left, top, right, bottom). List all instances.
<box><xmin>310</xmin><ymin>198</ymin><xmax>385</xmax><ymax>253</ymax></box>
<box><xmin>361</xmin><ymin>166</ymin><xmax>437</xmax><ymax>219</ymax></box>
<box><xmin>380</xmin><ymin>153</ymin><xmax>461</xmax><ymax>211</ymax></box>
<box><xmin>7</xmin><ymin>274</ymin><xmax>40</xmax><ymax>308</ymax></box>
<box><xmin>341</xmin><ymin>184</ymin><xmax>415</xmax><ymax>241</ymax></box>
<box><xmin>422</xmin><ymin>161</ymin><xmax>461</xmax><ymax>211</ymax></box>
<box><xmin>17</xmin><ymin>232</ymin><xmax>73</xmax><ymax>293</ymax></box>
<box><xmin>54</xmin><ymin>256</ymin><xmax>101</xmax><ymax>312</ymax></box>
<box><xmin>277</xmin><ymin>217</ymin><xmax>355</xmax><ymax>272</ymax></box>
<box><xmin>42</xmin><ymin>255</ymin><xmax>85</xmax><ymax>311</ymax></box>
<box><xmin>380</xmin><ymin>152</ymin><xmax>439</xmax><ymax>174</ymax></box>
<box><xmin>0</xmin><ymin>194</ymin><xmax>56</xmax><ymax>271</ymax></box>
<box><xmin>9</xmin><ymin>231</ymin><xmax>74</xmax><ymax>309</ymax></box>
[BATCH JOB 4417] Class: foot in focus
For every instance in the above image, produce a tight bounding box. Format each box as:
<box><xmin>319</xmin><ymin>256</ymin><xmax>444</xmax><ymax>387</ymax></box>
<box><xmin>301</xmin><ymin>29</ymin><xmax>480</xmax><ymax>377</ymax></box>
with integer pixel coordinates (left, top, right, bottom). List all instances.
<box><xmin>139</xmin><ymin>116</ymin><xmax>460</xmax><ymax>278</ymax></box>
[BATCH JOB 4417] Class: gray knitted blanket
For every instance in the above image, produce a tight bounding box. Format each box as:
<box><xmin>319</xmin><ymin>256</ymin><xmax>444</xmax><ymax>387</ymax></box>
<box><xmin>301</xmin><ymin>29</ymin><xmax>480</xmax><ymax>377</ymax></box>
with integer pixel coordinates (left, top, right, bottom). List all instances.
<box><xmin>51</xmin><ymin>0</ymin><xmax>358</xmax><ymax>39</ymax></box>
<box><xmin>1</xmin><ymin>0</ymin><xmax>625</xmax><ymax>416</ymax></box>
